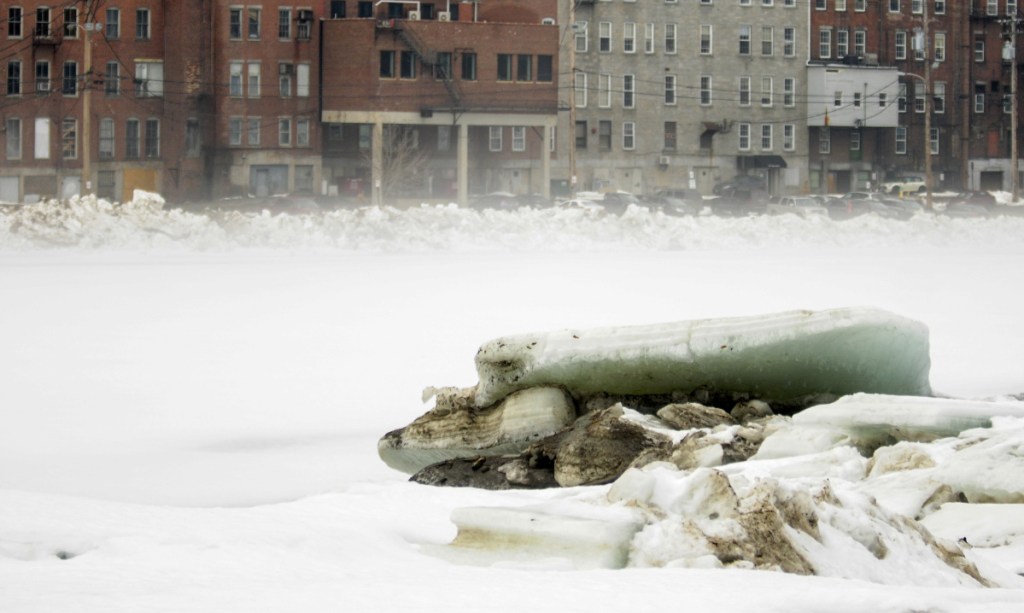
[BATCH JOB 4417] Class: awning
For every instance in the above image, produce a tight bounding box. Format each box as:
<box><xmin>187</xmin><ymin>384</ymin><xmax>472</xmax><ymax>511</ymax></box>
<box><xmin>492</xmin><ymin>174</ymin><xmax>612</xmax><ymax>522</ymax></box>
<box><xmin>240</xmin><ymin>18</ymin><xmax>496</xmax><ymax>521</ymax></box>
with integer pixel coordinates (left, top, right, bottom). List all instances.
<box><xmin>738</xmin><ymin>155</ymin><xmax>788</xmax><ymax>170</ymax></box>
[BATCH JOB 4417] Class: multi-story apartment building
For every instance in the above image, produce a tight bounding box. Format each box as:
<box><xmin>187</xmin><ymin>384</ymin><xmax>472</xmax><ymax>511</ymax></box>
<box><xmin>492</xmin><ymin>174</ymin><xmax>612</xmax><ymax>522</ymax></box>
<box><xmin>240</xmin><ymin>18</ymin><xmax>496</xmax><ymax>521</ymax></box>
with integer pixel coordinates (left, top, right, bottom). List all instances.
<box><xmin>1</xmin><ymin>1</ymin><xmax>212</xmax><ymax>203</ymax></box>
<box><xmin>212</xmin><ymin>0</ymin><xmax>325</xmax><ymax>198</ymax></box>
<box><xmin>810</xmin><ymin>0</ymin><xmax>1024</xmax><ymax>194</ymax></box>
<box><xmin>320</xmin><ymin>0</ymin><xmax>560</xmax><ymax>204</ymax></box>
<box><xmin>558</xmin><ymin>0</ymin><xmax>810</xmax><ymax>197</ymax></box>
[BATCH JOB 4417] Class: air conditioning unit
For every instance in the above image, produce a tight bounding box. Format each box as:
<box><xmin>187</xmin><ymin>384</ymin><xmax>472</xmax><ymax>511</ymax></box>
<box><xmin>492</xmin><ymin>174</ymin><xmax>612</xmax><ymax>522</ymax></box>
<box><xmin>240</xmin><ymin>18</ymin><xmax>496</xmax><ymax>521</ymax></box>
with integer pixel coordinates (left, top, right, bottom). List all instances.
<box><xmin>408</xmin><ymin>10</ymin><xmax>420</xmax><ymax>20</ymax></box>
<box><xmin>658</xmin><ymin>156</ymin><xmax>671</xmax><ymax>166</ymax></box>
<box><xmin>438</xmin><ymin>11</ymin><xmax>451</xmax><ymax>21</ymax></box>
<box><xmin>541</xmin><ymin>17</ymin><xmax>555</xmax><ymax>25</ymax></box>
<box><xmin>279</xmin><ymin>63</ymin><xmax>294</xmax><ymax>75</ymax></box>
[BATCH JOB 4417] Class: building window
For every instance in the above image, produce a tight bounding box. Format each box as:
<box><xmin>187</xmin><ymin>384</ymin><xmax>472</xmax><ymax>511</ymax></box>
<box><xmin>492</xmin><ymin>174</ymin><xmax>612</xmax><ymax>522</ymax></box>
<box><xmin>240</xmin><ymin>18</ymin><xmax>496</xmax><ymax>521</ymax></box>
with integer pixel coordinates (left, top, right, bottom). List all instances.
<box><xmin>915</xmin><ymin>81</ymin><xmax>925</xmax><ymax>112</ymax></box>
<box><xmin>854</xmin><ymin>29</ymin><xmax>866</xmax><ymax>55</ymax></box>
<box><xmin>99</xmin><ymin>117</ymin><xmax>115</xmax><ymax>159</ymax></box>
<box><xmin>135</xmin><ymin>61</ymin><xmax>163</xmax><ymax>97</ymax></box>
<box><xmin>623</xmin><ymin>74</ymin><xmax>635</xmax><ymax>108</ymax></box>
<box><xmin>62</xmin><ymin>61</ymin><xmax>77</xmax><ymax>95</ymax></box>
<box><xmin>279</xmin><ymin>63</ymin><xmax>293</xmax><ymax>97</ymax></box>
<box><xmin>623</xmin><ymin>122</ymin><xmax>635</xmax><ymax>150</ymax></box>
<box><xmin>6</xmin><ymin>60</ymin><xmax>21</xmax><ymax>95</ymax></box>
<box><xmin>598</xmin><ymin>120</ymin><xmax>611</xmax><ymax>150</ymax></box>
<box><xmin>890</xmin><ymin>0</ymin><xmax>900</xmax><ymax>11</ymax></box>
<box><xmin>599</xmin><ymin>22</ymin><xmax>611</xmax><ymax>52</ymax></box>
<box><xmin>8</xmin><ymin>7</ymin><xmax>23</xmax><ymax>38</ymax></box>
<box><xmin>331</xmin><ymin>1</ymin><xmax>347</xmax><ymax>18</ymax></box>
<box><xmin>895</xmin><ymin>30</ymin><xmax>907</xmax><ymax>60</ymax></box>
<box><xmin>488</xmin><ymin>126</ymin><xmax>502</xmax><ymax>151</ymax></box>
<box><xmin>934</xmin><ymin>82</ymin><xmax>945</xmax><ymax>113</ymax></box>
<box><xmin>400</xmin><ymin>51</ymin><xmax>416</xmax><ymax>79</ymax></box>
<box><xmin>247</xmin><ymin>118</ymin><xmax>260</xmax><ymax>146</ymax></box>
<box><xmin>297</xmin><ymin>10</ymin><xmax>312</xmax><ymax>39</ymax></box>
<box><xmin>761</xmin><ymin>76</ymin><xmax>773</xmax><ymax>106</ymax></box>
<box><xmin>229</xmin><ymin>7</ymin><xmax>242</xmax><ymax>39</ymax></box>
<box><xmin>930</xmin><ymin>127</ymin><xmax>939</xmax><ymax>155</ymax></box>
<box><xmin>144</xmin><ymin>118</ymin><xmax>160</xmax><ymax>158</ymax></box>
<box><xmin>36</xmin><ymin>8</ymin><xmax>51</xmax><ymax>38</ymax></box>
<box><xmin>61</xmin><ymin>117</ymin><xmax>77</xmax><ymax>159</ymax></box>
<box><xmin>664</xmin><ymin>121</ymin><xmax>676</xmax><ymax>151</ymax></box>
<box><xmin>700</xmin><ymin>75</ymin><xmax>712</xmax><ymax>106</ymax></box>
<box><xmin>1005</xmin><ymin>94</ymin><xmax>1013</xmax><ymax>114</ymax></box>
<box><xmin>105</xmin><ymin>61</ymin><xmax>119</xmax><ymax>96</ymax></box>
<box><xmin>665</xmin><ymin>24</ymin><xmax>677</xmax><ymax>54</ymax></box>
<box><xmin>229</xmin><ymin>117</ymin><xmax>243</xmax><ymax>146</ymax></box>
<box><xmin>297</xmin><ymin>64</ymin><xmax>310</xmax><ymax>97</ymax></box>
<box><xmin>126</xmin><ymin>118</ymin><xmax>140</xmax><ymax>158</ymax></box>
<box><xmin>740</xmin><ymin>25</ymin><xmax>751</xmax><ymax>55</ymax></box>
<box><xmin>761</xmin><ymin>26</ymin><xmax>773</xmax><ymax>56</ymax></box>
<box><xmin>700</xmin><ymin>24</ymin><xmax>712</xmax><ymax>55</ymax></box>
<box><xmin>987</xmin><ymin>0</ymin><xmax>998</xmax><ymax>16</ymax></box>
<box><xmin>598</xmin><ymin>73</ymin><xmax>611</xmax><ymax>108</ymax></box>
<box><xmin>834</xmin><ymin>91</ymin><xmax>843</xmax><ymax>107</ymax></box>
<box><xmin>761</xmin><ymin>124</ymin><xmax>772</xmax><ymax>151</ymax></box>
<box><xmin>35</xmin><ymin>60</ymin><xmax>50</xmax><ymax>93</ymax></box>
<box><xmin>574</xmin><ymin>21</ymin><xmax>588</xmax><ymax>53</ymax></box>
<box><xmin>935</xmin><ymin>0</ymin><xmax>944</xmax><ymax>13</ymax></box>
<box><xmin>63</xmin><ymin>7</ymin><xmax>78</xmax><ymax>38</ymax></box>
<box><xmin>186</xmin><ymin>118</ymin><xmax>200</xmax><ymax>157</ymax></box>
<box><xmin>6</xmin><ymin>117</ymin><xmax>21</xmax><ymax>159</ymax></box>
<box><xmin>837</xmin><ymin>29</ymin><xmax>850</xmax><ymax>58</ymax></box>
<box><xmin>247</xmin><ymin>63</ymin><xmax>260</xmax><ymax>97</ymax></box>
<box><xmin>575</xmin><ymin>120</ymin><xmax>587</xmax><ymax>150</ymax></box>
<box><xmin>537</xmin><ymin>55</ymin><xmax>552</xmax><ymax>82</ymax></box>
<box><xmin>784</xmin><ymin>77</ymin><xmax>795</xmax><ymax>106</ymax></box>
<box><xmin>850</xmin><ymin>131</ymin><xmax>861</xmax><ymax>151</ymax></box>
<box><xmin>497</xmin><ymin>54</ymin><xmax>513</xmax><ymax>81</ymax></box>
<box><xmin>623</xmin><ymin>22</ymin><xmax>636</xmax><ymax>53</ymax></box>
<box><xmin>898</xmin><ymin>82</ymin><xmax>907</xmax><ymax>112</ymax></box>
<box><xmin>836</xmin><ymin>0</ymin><xmax>847</xmax><ymax>9</ymax></box>
<box><xmin>911</xmin><ymin>0</ymin><xmax>923</xmax><ymax>13</ymax></box>
<box><xmin>783</xmin><ymin>124</ymin><xmax>795</xmax><ymax>151</ymax></box>
<box><xmin>34</xmin><ymin>117</ymin><xmax>49</xmax><ymax>159</ymax></box>
<box><xmin>975</xmin><ymin>38</ymin><xmax>985</xmax><ymax>63</ymax></box>
<box><xmin>279</xmin><ymin>8</ymin><xmax>292</xmax><ymax>39</ymax></box>
<box><xmin>297</xmin><ymin>118</ymin><xmax>310</xmax><ymax>147</ymax></box>
<box><xmin>230</xmin><ymin>62</ymin><xmax>243</xmax><ymax>96</ymax></box>
<box><xmin>819</xmin><ymin>127</ymin><xmax>830</xmax><ymax>154</ymax></box>
<box><xmin>247</xmin><ymin>7</ymin><xmax>260</xmax><ymax>39</ymax></box>
<box><xmin>434</xmin><ymin>51</ymin><xmax>452</xmax><ymax>79</ymax></box>
<box><xmin>575</xmin><ymin>72</ymin><xmax>587</xmax><ymax>107</ymax></box>
<box><xmin>819</xmin><ymin>28</ymin><xmax>832</xmax><ymax>59</ymax></box>
<box><xmin>739</xmin><ymin>75</ymin><xmax>751</xmax><ymax>106</ymax></box>
<box><xmin>783</xmin><ymin>27</ymin><xmax>795</xmax><ymax>57</ymax></box>
<box><xmin>934</xmin><ymin>33</ymin><xmax>946</xmax><ymax>62</ymax></box>
<box><xmin>815</xmin><ymin>0</ymin><xmax>826</xmax><ymax>9</ymax></box>
<box><xmin>664</xmin><ymin>75</ymin><xmax>676</xmax><ymax>105</ymax></box>
<box><xmin>512</xmin><ymin>126</ymin><xmax>526</xmax><ymax>152</ymax></box>
<box><xmin>738</xmin><ymin>123</ymin><xmax>751</xmax><ymax>150</ymax></box>
<box><xmin>462</xmin><ymin>53</ymin><xmax>477</xmax><ymax>81</ymax></box>
<box><xmin>644</xmin><ymin>23</ymin><xmax>655</xmax><ymax>53</ymax></box>
<box><xmin>517</xmin><ymin>55</ymin><xmax>532</xmax><ymax>82</ymax></box>
<box><xmin>279</xmin><ymin>118</ymin><xmax>291</xmax><ymax>146</ymax></box>
<box><xmin>136</xmin><ymin>8</ymin><xmax>150</xmax><ymax>40</ymax></box>
<box><xmin>380</xmin><ymin>51</ymin><xmax>395</xmax><ymax>78</ymax></box>
<box><xmin>855</xmin><ymin>0</ymin><xmax>866</xmax><ymax>10</ymax></box>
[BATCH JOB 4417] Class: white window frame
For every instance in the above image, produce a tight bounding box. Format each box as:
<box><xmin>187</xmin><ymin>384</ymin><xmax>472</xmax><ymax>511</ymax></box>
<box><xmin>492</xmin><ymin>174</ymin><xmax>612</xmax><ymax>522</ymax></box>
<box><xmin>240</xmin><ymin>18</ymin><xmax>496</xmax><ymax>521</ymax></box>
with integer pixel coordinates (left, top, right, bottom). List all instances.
<box><xmin>761</xmin><ymin>26</ymin><xmax>773</xmax><ymax>56</ymax></box>
<box><xmin>248</xmin><ymin>62</ymin><xmax>261</xmax><ymax>98</ymax></box>
<box><xmin>6</xmin><ymin>117</ymin><xmax>22</xmax><ymax>160</ymax></box>
<box><xmin>623</xmin><ymin>22</ymin><xmax>636</xmax><ymax>54</ymax></box>
<box><xmin>279</xmin><ymin>117</ymin><xmax>292</xmax><ymax>147</ymax></box>
<box><xmin>700</xmin><ymin>24</ymin><xmax>712</xmax><ymax>55</ymax></box>
<box><xmin>700</xmin><ymin>75</ymin><xmax>712</xmax><ymax>106</ymax></box>
<box><xmin>739</xmin><ymin>76</ymin><xmax>751</xmax><ymax>106</ymax></box>
<box><xmin>761</xmin><ymin>124</ymin><xmax>772</xmax><ymax>151</ymax></box>
<box><xmin>761</xmin><ymin>76</ymin><xmax>773</xmax><ymax>107</ymax></box>
<box><xmin>665</xmin><ymin>74</ymin><xmax>677</xmax><ymax>105</ymax></box>
<box><xmin>574</xmin><ymin>72</ymin><xmax>587</xmax><ymax>107</ymax></box>
<box><xmin>229</xmin><ymin>61</ymin><xmax>243</xmax><ymax>97</ymax></box>
<box><xmin>599</xmin><ymin>73</ymin><xmax>611</xmax><ymax>108</ymax></box>
<box><xmin>665</xmin><ymin>24</ymin><xmax>678</xmax><ymax>54</ymax></box>
<box><xmin>488</xmin><ymin>126</ymin><xmax>502</xmax><ymax>151</ymax></box>
<box><xmin>895</xmin><ymin>126</ymin><xmax>907</xmax><ymax>154</ymax></box>
<box><xmin>512</xmin><ymin>126</ymin><xmax>526</xmax><ymax>152</ymax></box>
<box><xmin>783</xmin><ymin>27</ymin><xmax>795</xmax><ymax>57</ymax></box>
<box><xmin>644</xmin><ymin>23</ymin><xmax>655</xmax><ymax>54</ymax></box>
<box><xmin>599</xmin><ymin>21</ymin><xmax>612</xmax><ymax>53</ymax></box>
<box><xmin>819</xmin><ymin>28</ymin><xmax>832</xmax><ymax>59</ymax></box>
<box><xmin>623</xmin><ymin>122</ymin><xmax>635</xmax><ymax>151</ymax></box>
<box><xmin>784</xmin><ymin>77</ymin><xmax>795</xmax><ymax>107</ymax></box>
<box><xmin>247</xmin><ymin>117</ymin><xmax>261</xmax><ymax>146</ymax></box>
<box><xmin>738</xmin><ymin>123</ymin><xmax>751</xmax><ymax>151</ymax></box>
<box><xmin>623</xmin><ymin>74</ymin><xmax>635</xmax><ymax>109</ymax></box>
<box><xmin>783</xmin><ymin>124</ymin><xmax>795</xmax><ymax>151</ymax></box>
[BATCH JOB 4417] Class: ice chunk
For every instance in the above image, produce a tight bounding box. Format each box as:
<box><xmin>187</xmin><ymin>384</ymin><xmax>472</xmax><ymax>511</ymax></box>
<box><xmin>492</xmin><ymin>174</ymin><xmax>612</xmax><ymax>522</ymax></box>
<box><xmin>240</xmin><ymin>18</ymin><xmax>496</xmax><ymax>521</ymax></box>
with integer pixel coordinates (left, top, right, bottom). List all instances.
<box><xmin>473</xmin><ymin>307</ymin><xmax>932</xmax><ymax>409</ymax></box>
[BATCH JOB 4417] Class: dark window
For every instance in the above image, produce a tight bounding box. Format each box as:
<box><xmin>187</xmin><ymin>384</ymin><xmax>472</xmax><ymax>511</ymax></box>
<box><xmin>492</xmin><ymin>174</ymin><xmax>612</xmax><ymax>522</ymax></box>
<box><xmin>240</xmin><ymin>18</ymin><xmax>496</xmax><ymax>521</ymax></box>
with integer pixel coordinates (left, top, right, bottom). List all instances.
<box><xmin>537</xmin><ymin>55</ymin><xmax>553</xmax><ymax>82</ymax></box>
<box><xmin>330</xmin><ymin>1</ymin><xmax>347</xmax><ymax>18</ymax></box>
<box><xmin>461</xmin><ymin>52</ymin><xmax>477</xmax><ymax>80</ymax></box>
<box><xmin>664</xmin><ymin>121</ymin><xmax>677</xmax><ymax>151</ymax></box>
<box><xmin>434</xmin><ymin>52</ymin><xmax>452</xmax><ymax>79</ymax></box>
<box><xmin>358</xmin><ymin>2</ymin><xmax>374</xmax><ymax>18</ymax></box>
<box><xmin>186</xmin><ymin>118</ymin><xmax>201</xmax><ymax>157</ymax></box>
<box><xmin>575</xmin><ymin>120</ymin><xmax>587</xmax><ymax>149</ymax></box>
<box><xmin>400</xmin><ymin>51</ymin><xmax>416</xmax><ymax>79</ymax></box>
<box><xmin>36</xmin><ymin>8</ymin><xmax>51</xmax><ymax>37</ymax></box>
<box><xmin>598</xmin><ymin>120</ymin><xmax>611</xmax><ymax>150</ymax></box>
<box><xmin>137</xmin><ymin>8</ymin><xmax>151</xmax><ymax>40</ymax></box>
<box><xmin>497</xmin><ymin>54</ymin><xmax>513</xmax><ymax>81</ymax></box>
<box><xmin>6</xmin><ymin>61</ymin><xmax>21</xmax><ymax>95</ymax></box>
<box><xmin>126</xmin><ymin>119</ymin><xmax>140</xmax><ymax>159</ymax></box>
<box><xmin>516</xmin><ymin>55</ymin><xmax>532</xmax><ymax>81</ymax></box>
<box><xmin>145</xmin><ymin>118</ymin><xmax>160</xmax><ymax>158</ymax></box>
<box><xmin>63</xmin><ymin>7</ymin><xmax>77</xmax><ymax>38</ymax></box>
<box><xmin>387</xmin><ymin>3</ymin><xmax>403</xmax><ymax>18</ymax></box>
<box><xmin>8</xmin><ymin>7</ymin><xmax>22</xmax><ymax>38</ymax></box>
<box><xmin>62</xmin><ymin>61</ymin><xmax>77</xmax><ymax>95</ymax></box>
<box><xmin>105</xmin><ymin>8</ymin><xmax>120</xmax><ymax>38</ymax></box>
<box><xmin>379</xmin><ymin>50</ymin><xmax>395</xmax><ymax>78</ymax></box>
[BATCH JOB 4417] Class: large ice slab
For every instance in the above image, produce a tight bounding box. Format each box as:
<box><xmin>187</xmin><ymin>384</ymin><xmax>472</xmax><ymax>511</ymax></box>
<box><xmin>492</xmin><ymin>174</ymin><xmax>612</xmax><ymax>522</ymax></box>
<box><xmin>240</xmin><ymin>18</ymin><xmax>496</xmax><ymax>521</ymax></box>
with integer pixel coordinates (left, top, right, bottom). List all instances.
<box><xmin>473</xmin><ymin>307</ymin><xmax>932</xmax><ymax>408</ymax></box>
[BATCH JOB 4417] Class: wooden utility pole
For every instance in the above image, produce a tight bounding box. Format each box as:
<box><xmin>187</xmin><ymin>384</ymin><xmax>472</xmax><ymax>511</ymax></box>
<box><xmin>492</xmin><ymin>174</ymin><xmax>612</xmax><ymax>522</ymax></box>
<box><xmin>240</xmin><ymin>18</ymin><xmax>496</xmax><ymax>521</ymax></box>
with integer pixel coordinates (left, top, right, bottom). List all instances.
<box><xmin>81</xmin><ymin>0</ymin><xmax>96</xmax><ymax>195</ymax></box>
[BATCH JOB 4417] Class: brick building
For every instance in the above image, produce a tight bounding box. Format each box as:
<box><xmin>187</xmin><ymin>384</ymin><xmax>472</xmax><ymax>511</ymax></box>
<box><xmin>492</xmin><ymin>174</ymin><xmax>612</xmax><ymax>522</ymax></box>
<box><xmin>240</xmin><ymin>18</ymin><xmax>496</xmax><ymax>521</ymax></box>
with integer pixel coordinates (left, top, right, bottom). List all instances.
<box><xmin>319</xmin><ymin>0</ymin><xmax>560</xmax><ymax>204</ymax></box>
<box><xmin>1</xmin><ymin>0</ymin><xmax>212</xmax><ymax>203</ymax></box>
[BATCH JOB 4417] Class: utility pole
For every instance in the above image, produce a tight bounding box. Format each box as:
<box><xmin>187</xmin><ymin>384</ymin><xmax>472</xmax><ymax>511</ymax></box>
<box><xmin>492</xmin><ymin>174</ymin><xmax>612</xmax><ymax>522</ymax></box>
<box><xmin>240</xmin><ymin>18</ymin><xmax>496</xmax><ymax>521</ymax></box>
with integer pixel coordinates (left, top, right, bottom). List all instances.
<box><xmin>567</xmin><ymin>1</ymin><xmax>577</xmax><ymax>197</ymax></box>
<box><xmin>1012</xmin><ymin>12</ymin><xmax>1020</xmax><ymax>203</ymax></box>
<box><xmin>81</xmin><ymin>0</ymin><xmax>96</xmax><ymax>196</ymax></box>
<box><xmin>913</xmin><ymin>3</ymin><xmax>933</xmax><ymax>210</ymax></box>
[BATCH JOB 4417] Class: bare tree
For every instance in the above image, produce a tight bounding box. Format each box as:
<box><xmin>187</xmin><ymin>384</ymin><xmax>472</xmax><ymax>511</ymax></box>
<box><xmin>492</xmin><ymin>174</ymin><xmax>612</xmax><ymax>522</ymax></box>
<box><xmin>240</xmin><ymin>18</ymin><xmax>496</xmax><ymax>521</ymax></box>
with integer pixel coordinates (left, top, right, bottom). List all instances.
<box><xmin>365</xmin><ymin>126</ymin><xmax>431</xmax><ymax>203</ymax></box>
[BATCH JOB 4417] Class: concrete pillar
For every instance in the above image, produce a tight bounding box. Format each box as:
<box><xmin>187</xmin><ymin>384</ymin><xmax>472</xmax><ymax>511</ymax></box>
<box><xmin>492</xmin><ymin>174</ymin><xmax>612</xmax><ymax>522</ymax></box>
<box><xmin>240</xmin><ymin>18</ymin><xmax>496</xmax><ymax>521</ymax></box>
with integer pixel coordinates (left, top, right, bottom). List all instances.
<box><xmin>372</xmin><ymin>121</ymin><xmax>383</xmax><ymax>206</ymax></box>
<box><xmin>458</xmin><ymin>123</ymin><xmax>469</xmax><ymax>206</ymax></box>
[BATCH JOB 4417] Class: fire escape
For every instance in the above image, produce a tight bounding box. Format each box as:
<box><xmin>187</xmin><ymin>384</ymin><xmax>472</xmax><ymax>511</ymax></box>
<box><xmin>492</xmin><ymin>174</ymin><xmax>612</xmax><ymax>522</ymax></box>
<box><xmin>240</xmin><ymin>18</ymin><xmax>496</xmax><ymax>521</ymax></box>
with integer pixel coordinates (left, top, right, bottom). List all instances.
<box><xmin>379</xmin><ymin>19</ymin><xmax>463</xmax><ymax>111</ymax></box>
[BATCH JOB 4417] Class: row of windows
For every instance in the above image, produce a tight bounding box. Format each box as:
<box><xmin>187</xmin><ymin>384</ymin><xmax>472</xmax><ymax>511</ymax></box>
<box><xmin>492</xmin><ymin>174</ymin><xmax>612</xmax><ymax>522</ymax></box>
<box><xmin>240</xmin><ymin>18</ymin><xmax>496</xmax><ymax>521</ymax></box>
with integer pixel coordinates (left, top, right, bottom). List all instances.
<box><xmin>817</xmin><ymin>0</ymin><xmax>952</xmax><ymax>13</ymax></box>
<box><xmin>5</xmin><ymin>60</ymin><xmax>163</xmax><ymax>97</ymax></box>
<box><xmin>7</xmin><ymin>6</ymin><xmax>153</xmax><ymax>40</ymax></box>
<box><xmin>574</xmin><ymin>74</ymin><xmax>799</xmax><ymax>108</ymax></box>
<box><xmin>378</xmin><ymin>51</ymin><xmax>553</xmax><ymax>83</ymax></box>
<box><xmin>3</xmin><ymin>116</ymin><xmax>160</xmax><ymax>161</ymax></box>
<box><xmin>229</xmin><ymin>61</ymin><xmax>311</xmax><ymax>98</ymax></box>
<box><xmin>228</xmin><ymin>116</ymin><xmax>312</xmax><ymax>148</ymax></box>
<box><xmin>574</xmin><ymin>22</ymin><xmax>799</xmax><ymax>58</ymax></box>
<box><xmin>600</xmin><ymin>0</ymin><xmax>799</xmax><ymax>6</ymax></box>
<box><xmin>816</xmin><ymin>28</ymin><xmax>947</xmax><ymax>61</ymax></box>
<box><xmin>228</xmin><ymin>6</ymin><xmax>313</xmax><ymax>41</ymax></box>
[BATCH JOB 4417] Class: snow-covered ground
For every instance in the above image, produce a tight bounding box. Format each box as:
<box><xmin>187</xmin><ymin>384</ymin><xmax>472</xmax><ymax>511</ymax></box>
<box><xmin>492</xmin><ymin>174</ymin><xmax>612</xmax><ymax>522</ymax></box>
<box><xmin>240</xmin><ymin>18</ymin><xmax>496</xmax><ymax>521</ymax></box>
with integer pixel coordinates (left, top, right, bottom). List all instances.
<box><xmin>1</xmin><ymin>195</ymin><xmax>1024</xmax><ymax>612</ymax></box>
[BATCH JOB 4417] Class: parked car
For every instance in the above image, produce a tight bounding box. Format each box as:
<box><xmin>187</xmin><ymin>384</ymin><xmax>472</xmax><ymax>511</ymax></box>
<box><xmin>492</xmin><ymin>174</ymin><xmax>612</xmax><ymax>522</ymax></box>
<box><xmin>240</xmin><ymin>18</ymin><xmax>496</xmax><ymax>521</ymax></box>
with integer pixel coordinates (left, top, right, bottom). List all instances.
<box><xmin>640</xmin><ymin>195</ymin><xmax>702</xmax><ymax>216</ymax></box>
<box><xmin>555</xmin><ymin>197</ymin><xmax>604</xmax><ymax>213</ymax></box>
<box><xmin>881</xmin><ymin>174</ymin><xmax>927</xmax><ymax>195</ymax></box>
<box><xmin>827</xmin><ymin>195</ymin><xmax>902</xmax><ymax>220</ymax></box>
<box><xmin>713</xmin><ymin>175</ymin><xmax>766</xmax><ymax>196</ymax></box>
<box><xmin>706</xmin><ymin>191</ymin><xmax>765</xmax><ymax>217</ymax></box>
<box><xmin>766</xmin><ymin>196</ymin><xmax>829</xmax><ymax>218</ymax></box>
<box><xmin>598</xmin><ymin>191</ymin><xmax>641</xmax><ymax>215</ymax></box>
<box><xmin>881</xmin><ymin>197</ymin><xmax>925</xmax><ymax>220</ymax></box>
<box><xmin>469</xmin><ymin>192</ymin><xmax>519</xmax><ymax>210</ymax></box>
<box><xmin>936</xmin><ymin>201</ymin><xmax>991</xmax><ymax>219</ymax></box>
